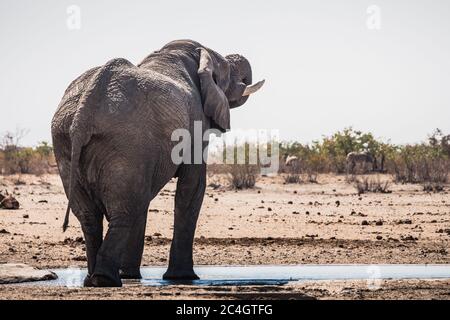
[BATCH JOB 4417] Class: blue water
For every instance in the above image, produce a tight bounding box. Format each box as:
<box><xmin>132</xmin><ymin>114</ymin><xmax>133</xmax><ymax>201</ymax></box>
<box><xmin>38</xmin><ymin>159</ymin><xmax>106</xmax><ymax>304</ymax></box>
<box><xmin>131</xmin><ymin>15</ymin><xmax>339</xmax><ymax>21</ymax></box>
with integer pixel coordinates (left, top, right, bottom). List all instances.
<box><xmin>23</xmin><ymin>264</ymin><xmax>450</xmax><ymax>287</ymax></box>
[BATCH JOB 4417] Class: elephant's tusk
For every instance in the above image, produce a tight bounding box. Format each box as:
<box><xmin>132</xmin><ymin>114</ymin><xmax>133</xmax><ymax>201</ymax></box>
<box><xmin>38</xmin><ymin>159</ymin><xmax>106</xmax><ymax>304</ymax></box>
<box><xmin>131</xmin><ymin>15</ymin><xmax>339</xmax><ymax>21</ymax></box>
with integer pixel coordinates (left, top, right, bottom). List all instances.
<box><xmin>242</xmin><ymin>79</ymin><xmax>265</xmax><ymax>96</ymax></box>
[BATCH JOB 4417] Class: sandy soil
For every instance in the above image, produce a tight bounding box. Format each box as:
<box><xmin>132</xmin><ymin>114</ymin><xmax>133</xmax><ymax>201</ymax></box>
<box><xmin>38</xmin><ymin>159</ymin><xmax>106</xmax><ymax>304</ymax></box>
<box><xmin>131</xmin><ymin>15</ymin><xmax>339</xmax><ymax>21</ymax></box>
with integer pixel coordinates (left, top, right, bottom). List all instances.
<box><xmin>0</xmin><ymin>173</ymin><xmax>449</xmax><ymax>299</ymax></box>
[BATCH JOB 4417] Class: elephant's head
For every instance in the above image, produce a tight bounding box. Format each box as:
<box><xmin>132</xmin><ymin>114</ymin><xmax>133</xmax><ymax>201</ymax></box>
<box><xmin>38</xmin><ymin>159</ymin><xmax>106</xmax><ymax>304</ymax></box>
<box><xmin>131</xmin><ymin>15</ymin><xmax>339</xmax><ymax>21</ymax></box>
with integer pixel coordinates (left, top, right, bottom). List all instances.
<box><xmin>225</xmin><ymin>54</ymin><xmax>264</xmax><ymax>109</ymax></box>
<box><xmin>197</xmin><ymin>47</ymin><xmax>264</xmax><ymax>133</ymax></box>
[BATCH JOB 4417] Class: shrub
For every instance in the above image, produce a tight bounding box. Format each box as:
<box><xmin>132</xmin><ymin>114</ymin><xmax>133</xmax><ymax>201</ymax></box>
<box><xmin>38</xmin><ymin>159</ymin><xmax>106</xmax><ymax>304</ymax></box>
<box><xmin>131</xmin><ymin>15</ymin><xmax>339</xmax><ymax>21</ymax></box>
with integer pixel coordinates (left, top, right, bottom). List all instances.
<box><xmin>284</xmin><ymin>173</ymin><xmax>301</xmax><ymax>184</ymax></box>
<box><xmin>226</xmin><ymin>164</ymin><xmax>258</xmax><ymax>189</ymax></box>
<box><xmin>0</xmin><ymin>130</ymin><xmax>54</xmax><ymax>175</ymax></box>
<box><xmin>280</xmin><ymin>127</ymin><xmax>384</xmax><ymax>175</ymax></box>
<box><xmin>354</xmin><ymin>176</ymin><xmax>392</xmax><ymax>195</ymax></box>
<box><xmin>387</xmin><ymin>145</ymin><xmax>449</xmax><ymax>185</ymax></box>
<box><xmin>279</xmin><ymin>128</ymin><xmax>449</xmax><ymax>186</ymax></box>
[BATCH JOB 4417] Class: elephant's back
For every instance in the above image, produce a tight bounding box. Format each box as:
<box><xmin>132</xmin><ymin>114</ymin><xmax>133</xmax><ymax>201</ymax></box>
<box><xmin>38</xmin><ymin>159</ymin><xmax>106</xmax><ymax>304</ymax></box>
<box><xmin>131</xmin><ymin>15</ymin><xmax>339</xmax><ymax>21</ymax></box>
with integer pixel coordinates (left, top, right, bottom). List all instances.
<box><xmin>52</xmin><ymin>59</ymin><xmax>195</xmax><ymax>146</ymax></box>
<box><xmin>51</xmin><ymin>66</ymin><xmax>101</xmax><ymax>137</ymax></box>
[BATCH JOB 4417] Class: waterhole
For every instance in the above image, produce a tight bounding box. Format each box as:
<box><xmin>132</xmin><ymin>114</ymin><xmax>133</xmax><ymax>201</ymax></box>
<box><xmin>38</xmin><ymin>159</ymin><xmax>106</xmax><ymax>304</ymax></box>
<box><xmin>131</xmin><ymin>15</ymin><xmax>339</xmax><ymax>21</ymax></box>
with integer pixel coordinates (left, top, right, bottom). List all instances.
<box><xmin>15</xmin><ymin>264</ymin><xmax>450</xmax><ymax>287</ymax></box>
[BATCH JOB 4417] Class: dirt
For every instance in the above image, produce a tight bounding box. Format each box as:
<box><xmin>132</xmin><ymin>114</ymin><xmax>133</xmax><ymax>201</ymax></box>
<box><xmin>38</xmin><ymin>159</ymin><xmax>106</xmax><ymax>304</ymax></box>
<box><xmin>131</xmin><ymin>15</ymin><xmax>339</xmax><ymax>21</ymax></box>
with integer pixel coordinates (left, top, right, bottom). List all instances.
<box><xmin>0</xmin><ymin>173</ymin><xmax>449</xmax><ymax>299</ymax></box>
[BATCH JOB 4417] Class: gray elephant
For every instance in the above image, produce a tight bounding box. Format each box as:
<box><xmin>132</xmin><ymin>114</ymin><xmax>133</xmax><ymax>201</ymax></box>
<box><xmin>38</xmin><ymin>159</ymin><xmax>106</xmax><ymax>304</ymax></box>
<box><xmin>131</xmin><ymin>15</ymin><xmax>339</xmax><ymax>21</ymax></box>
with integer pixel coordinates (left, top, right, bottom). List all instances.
<box><xmin>51</xmin><ymin>39</ymin><xmax>264</xmax><ymax>287</ymax></box>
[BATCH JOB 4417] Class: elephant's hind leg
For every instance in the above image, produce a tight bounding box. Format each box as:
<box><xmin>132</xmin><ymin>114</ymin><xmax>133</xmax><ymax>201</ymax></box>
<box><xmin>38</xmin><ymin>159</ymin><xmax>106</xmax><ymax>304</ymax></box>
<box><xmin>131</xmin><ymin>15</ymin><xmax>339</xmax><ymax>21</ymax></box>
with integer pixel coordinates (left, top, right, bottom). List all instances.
<box><xmin>90</xmin><ymin>177</ymin><xmax>149</xmax><ymax>287</ymax></box>
<box><xmin>80</xmin><ymin>213</ymin><xmax>103</xmax><ymax>284</ymax></box>
<box><xmin>69</xmin><ymin>186</ymin><xmax>104</xmax><ymax>287</ymax></box>
<box><xmin>91</xmin><ymin>213</ymin><xmax>135</xmax><ymax>287</ymax></box>
<box><xmin>119</xmin><ymin>211</ymin><xmax>148</xmax><ymax>279</ymax></box>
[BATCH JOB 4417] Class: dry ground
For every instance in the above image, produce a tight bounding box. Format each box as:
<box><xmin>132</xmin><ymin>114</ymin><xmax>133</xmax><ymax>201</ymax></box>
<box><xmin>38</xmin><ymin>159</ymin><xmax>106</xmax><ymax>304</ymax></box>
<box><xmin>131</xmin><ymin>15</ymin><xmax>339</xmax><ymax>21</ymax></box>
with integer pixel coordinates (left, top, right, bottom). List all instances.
<box><xmin>0</xmin><ymin>173</ymin><xmax>449</xmax><ymax>299</ymax></box>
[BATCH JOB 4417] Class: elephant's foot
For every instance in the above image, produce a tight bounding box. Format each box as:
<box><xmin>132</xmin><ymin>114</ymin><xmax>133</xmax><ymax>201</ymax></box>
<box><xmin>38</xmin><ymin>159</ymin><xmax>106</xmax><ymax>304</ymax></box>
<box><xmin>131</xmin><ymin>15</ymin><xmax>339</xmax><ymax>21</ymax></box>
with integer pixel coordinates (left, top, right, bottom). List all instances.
<box><xmin>162</xmin><ymin>268</ymin><xmax>199</xmax><ymax>281</ymax></box>
<box><xmin>119</xmin><ymin>268</ymin><xmax>142</xmax><ymax>280</ymax></box>
<box><xmin>83</xmin><ymin>274</ymin><xmax>93</xmax><ymax>287</ymax></box>
<box><xmin>85</xmin><ymin>274</ymin><xmax>122</xmax><ymax>287</ymax></box>
<box><xmin>92</xmin><ymin>254</ymin><xmax>122</xmax><ymax>287</ymax></box>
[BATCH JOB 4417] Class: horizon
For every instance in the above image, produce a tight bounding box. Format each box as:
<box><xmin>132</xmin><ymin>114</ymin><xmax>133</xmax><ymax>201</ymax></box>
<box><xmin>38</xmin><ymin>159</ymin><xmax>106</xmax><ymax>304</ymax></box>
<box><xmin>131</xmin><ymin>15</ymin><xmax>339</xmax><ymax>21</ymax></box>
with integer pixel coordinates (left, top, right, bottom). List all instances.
<box><xmin>3</xmin><ymin>125</ymin><xmax>444</xmax><ymax>149</ymax></box>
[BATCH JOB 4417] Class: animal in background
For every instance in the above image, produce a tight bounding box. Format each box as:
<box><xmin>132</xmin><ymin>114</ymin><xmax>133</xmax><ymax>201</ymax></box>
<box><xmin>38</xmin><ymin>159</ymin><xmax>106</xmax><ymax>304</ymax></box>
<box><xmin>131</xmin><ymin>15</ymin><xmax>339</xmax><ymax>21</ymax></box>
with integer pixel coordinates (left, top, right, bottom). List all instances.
<box><xmin>346</xmin><ymin>151</ymin><xmax>376</xmax><ymax>174</ymax></box>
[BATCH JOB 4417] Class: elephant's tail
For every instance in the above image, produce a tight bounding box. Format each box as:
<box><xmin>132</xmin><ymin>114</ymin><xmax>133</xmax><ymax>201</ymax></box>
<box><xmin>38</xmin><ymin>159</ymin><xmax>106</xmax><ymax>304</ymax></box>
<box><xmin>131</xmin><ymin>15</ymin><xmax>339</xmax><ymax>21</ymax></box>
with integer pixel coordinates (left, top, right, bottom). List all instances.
<box><xmin>62</xmin><ymin>141</ymin><xmax>83</xmax><ymax>232</ymax></box>
<box><xmin>62</xmin><ymin>86</ymin><xmax>95</xmax><ymax>232</ymax></box>
<box><xmin>62</xmin><ymin>59</ymin><xmax>125</xmax><ymax>232</ymax></box>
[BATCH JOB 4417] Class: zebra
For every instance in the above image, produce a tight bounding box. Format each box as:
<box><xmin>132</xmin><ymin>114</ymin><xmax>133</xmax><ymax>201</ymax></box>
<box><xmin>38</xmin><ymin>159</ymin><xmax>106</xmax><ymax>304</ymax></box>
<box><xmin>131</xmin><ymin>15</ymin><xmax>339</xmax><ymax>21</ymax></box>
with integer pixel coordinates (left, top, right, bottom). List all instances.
<box><xmin>346</xmin><ymin>151</ymin><xmax>376</xmax><ymax>174</ymax></box>
<box><xmin>285</xmin><ymin>155</ymin><xmax>299</xmax><ymax>167</ymax></box>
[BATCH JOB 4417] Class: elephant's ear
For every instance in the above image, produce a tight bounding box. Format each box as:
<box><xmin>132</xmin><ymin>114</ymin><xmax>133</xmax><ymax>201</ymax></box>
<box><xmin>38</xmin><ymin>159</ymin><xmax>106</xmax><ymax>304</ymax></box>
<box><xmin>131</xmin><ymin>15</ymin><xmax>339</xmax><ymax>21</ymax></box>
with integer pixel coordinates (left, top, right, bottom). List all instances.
<box><xmin>197</xmin><ymin>48</ymin><xmax>230</xmax><ymax>132</ymax></box>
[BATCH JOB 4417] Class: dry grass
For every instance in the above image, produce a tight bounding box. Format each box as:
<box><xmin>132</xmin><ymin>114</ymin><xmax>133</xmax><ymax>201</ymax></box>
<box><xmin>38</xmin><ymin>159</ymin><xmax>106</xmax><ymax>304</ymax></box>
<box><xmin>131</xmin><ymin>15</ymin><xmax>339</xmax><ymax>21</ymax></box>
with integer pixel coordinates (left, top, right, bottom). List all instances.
<box><xmin>354</xmin><ymin>176</ymin><xmax>392</xmax><ymax>195</ymax></box>
<box><xmin>226</xmin><ymin>164</ymin><xmax>258</xmax><ymax>189</ymax></box>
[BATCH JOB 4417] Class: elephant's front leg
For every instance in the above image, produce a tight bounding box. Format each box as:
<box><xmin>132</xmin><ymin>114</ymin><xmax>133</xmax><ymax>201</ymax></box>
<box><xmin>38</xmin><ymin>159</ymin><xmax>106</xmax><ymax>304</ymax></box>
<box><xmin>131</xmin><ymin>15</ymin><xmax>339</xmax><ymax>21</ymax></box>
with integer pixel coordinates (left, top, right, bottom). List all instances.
<box><xmin>163</xmin><ymin>164</ymin><xmax>206</xmax><ymax>280</ymax></box>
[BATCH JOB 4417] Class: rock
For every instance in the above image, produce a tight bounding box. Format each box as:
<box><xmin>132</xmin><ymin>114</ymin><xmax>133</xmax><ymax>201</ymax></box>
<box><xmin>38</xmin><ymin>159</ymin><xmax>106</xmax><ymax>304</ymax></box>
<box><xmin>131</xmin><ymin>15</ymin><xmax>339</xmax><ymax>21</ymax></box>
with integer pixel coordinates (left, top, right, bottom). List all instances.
<box><xmin>153</xmin><ymin>232</ymin><xmax>162</xmax><ymax>237</ymax></box>
<box><xmin>376</xmin><ymin>235</ymin><xmax>383</xmax><ymax>240</ymax></box>
<box><xmin>0</xmin><ymin>228</ymin><xmax>10</xmax><ymax>234</ymax></box>
<box><xmin>23</xmin><ymin>214</ymin><xmax>29</xmax><ymax>219</ymax></box>
<box><xmin>361</xmin><ymin>220</ymin><xmax>369</xmax><ymax>226</ymax></box>
<box><xmin>72</xmin><ymin>255</ymin><xmax>87</xmax><ymax>261</ymax></box>
<box><xmin>208</xmin><ymin>183</ymin><xmax>221</xmax><ymax>190</ymax></box>
<box><xmin>396</xmin><ymin>219</ymin><xmax>412</xmax><ymax>225</ymax></box>
<box><xmin>0</xmin><ymin>194</ymin><xmax>20</xmax><ymax>210</ymax></box>
<box><xmin>401</xmin><ymin>235</ymin><xmax>418</xmax><ymax>241</ymax></box>
<box><xmin>375</xmin><ymin>220</ymin><xmax>383</xmax><ymax>226</ymax></box>
<box><xmin>0</xmin><ymin>263</ymin><xmax>57</xmax><ymax>284</ymax></box>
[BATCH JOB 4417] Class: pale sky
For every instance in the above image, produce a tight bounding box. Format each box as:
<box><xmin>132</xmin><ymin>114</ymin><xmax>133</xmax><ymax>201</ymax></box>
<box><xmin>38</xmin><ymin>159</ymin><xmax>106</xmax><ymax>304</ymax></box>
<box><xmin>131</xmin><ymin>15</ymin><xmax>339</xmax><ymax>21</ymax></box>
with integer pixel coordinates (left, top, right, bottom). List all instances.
<box><xmin>1</xmin><ymin>0</ymin><xmax>449</xmax><ymax>146</ymax></box>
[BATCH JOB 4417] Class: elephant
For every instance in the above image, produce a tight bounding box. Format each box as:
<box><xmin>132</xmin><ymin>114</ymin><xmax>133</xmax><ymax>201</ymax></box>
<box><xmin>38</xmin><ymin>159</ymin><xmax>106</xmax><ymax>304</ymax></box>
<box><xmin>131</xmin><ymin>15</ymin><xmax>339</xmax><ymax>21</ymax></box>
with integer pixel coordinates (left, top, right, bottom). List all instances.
<box><xmin>51</xmin><ymin>39</ymin><xmax>264</xmax><ymax>287</ymax></box>
<box><xmin>346</xmin><ymin>151</ymin><xmax>376</xmax><ymax>174</ymax></box>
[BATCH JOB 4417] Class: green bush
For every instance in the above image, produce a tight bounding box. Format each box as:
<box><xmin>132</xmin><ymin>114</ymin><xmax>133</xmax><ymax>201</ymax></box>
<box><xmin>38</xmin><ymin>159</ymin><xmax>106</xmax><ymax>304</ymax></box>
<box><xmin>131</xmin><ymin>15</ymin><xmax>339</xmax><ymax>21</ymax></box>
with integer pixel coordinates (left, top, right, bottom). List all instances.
<box><xmin>0</xmin><ymin>140</ymin><xmax>54</xmax><ymax>175</ymax></box>
<box><xmin>279</xmin><ymin>128</ymin><xmax>449</xmax><ymax>186</ymax></box>
<box><xmin>280</xmin><ymin>127</ymin><xmax>384</xmax><ymax>174</ymax></box>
